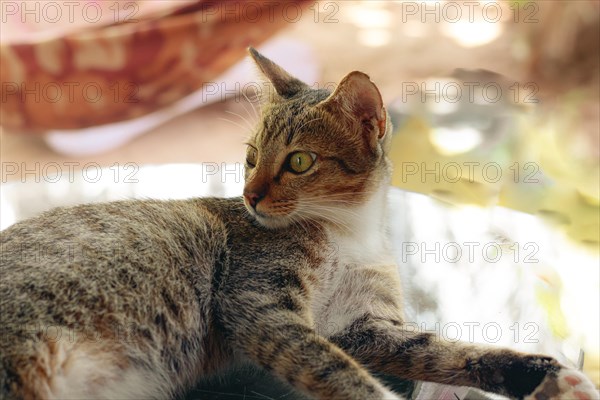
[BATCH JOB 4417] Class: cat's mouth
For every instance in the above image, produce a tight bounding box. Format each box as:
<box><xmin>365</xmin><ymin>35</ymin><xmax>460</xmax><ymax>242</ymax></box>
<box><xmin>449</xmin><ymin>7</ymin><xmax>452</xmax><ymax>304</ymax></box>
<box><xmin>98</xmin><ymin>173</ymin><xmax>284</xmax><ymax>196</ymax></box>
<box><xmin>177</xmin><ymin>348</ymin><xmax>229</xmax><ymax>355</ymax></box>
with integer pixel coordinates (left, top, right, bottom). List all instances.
<box><xmin>243</xmin><ymin>199</ymin><xmax>297</xmax><ymax>229</ymax></box>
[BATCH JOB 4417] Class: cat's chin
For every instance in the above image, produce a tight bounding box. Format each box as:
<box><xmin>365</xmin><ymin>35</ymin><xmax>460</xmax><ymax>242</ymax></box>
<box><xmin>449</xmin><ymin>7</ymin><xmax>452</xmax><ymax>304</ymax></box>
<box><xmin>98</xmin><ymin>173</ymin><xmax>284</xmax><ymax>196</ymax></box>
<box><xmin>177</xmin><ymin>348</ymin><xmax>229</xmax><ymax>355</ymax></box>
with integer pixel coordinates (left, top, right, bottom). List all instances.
<box><xmin>242</xmin><ymin>204</ymin><xmax>290</xmax><ymax>229</ymax></box>
<box><xmin>252</xmin><ymin>213</ymin><xmax>293</xmax><ymax>230</ymax></box>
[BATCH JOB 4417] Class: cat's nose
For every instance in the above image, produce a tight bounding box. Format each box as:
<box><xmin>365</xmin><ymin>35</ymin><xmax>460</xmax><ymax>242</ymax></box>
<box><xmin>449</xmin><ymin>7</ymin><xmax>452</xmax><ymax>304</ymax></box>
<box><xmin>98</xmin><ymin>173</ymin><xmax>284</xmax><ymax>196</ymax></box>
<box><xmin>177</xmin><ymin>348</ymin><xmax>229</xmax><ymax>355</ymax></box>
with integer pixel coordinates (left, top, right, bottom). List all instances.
<box><xmin>243</xmin><ymin>191</ymin><xmax>264</xmax><ymax>209</ymax></box>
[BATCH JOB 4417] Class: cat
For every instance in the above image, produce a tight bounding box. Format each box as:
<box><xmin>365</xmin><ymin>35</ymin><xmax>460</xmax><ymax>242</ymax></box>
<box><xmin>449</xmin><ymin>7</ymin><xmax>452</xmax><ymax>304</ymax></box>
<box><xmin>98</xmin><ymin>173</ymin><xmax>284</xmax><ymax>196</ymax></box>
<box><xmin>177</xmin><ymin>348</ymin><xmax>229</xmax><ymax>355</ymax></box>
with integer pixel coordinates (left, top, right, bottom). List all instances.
<box><xmin>0</xmin><ymin>48</ymin><xmax>598</xmax><ymax>400</ymax></box>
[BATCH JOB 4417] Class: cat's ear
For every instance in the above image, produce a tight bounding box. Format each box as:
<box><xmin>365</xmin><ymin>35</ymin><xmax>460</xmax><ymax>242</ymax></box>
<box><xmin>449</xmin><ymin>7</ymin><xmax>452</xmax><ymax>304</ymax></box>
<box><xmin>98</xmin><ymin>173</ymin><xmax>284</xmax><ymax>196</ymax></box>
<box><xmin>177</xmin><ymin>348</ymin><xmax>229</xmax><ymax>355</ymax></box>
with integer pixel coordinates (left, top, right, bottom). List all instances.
<box><xmin>248</xmin><ymin>47</ymin><xmax>308</xmax><ymax>101</ymax></box>
<box><xmin>318</xmin><ymin>71</ymin><xmax>388</xmax><ymax>146</ymax></box>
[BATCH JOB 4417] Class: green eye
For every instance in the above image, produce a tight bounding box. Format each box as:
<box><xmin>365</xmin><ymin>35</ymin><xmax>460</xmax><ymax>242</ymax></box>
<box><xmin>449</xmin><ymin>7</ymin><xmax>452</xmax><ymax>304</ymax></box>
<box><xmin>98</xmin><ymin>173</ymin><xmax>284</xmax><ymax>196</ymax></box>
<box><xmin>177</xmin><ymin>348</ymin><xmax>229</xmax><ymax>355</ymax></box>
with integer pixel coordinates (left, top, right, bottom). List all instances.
<box><xmin>246</xmin><ymin>146</ymin><xmax>257</xmax><ymax>167</ymax></box>
<box><xmin>288</xmin><ymin>151</ymin><xmax>316</xmax><ymax>174</ymax></box>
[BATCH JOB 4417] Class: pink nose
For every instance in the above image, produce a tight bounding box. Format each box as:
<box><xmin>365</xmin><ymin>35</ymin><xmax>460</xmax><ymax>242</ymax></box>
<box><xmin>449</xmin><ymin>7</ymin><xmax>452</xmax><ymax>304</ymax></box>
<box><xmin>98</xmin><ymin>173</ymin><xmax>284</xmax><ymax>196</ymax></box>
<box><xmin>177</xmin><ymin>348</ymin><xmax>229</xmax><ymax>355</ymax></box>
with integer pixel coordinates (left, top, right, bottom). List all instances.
<box><xmin>243</xmin><ymin>192</ymin><xmax>264</xmax><ymax>209</ymax></box>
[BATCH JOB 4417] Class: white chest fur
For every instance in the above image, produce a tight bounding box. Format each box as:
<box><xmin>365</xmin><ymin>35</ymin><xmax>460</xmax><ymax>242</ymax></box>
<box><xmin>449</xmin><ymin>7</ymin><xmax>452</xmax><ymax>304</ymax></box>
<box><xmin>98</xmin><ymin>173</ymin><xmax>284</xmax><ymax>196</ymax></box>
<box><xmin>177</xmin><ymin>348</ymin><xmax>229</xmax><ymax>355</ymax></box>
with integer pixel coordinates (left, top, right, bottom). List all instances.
<box><xmin>309</xmin><ymin>186</ymin><xmax>402</xmax><ymax>336</ymax></box>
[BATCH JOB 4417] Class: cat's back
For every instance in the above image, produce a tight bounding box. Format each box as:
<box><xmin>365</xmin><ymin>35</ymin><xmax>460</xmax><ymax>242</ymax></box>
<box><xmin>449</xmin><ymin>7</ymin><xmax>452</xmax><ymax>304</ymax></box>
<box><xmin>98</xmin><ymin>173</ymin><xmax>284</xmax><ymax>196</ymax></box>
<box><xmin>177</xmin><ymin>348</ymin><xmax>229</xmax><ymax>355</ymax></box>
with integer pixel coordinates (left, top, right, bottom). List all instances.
<box><xmin>0</xmin><ymin>196</ymin><xmax>235</xmax><ymax>283</ymax></box>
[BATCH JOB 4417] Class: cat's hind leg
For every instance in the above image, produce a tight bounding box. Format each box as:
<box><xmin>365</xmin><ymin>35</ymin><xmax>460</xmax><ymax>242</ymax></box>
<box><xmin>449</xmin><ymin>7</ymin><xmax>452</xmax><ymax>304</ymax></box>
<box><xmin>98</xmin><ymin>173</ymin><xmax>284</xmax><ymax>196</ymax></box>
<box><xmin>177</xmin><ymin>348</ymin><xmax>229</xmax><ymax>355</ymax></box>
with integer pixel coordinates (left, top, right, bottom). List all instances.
<box><xmin>4</xmin><ymin>334</ymin><xmax>174</xmax><ymax>400</ymax></box>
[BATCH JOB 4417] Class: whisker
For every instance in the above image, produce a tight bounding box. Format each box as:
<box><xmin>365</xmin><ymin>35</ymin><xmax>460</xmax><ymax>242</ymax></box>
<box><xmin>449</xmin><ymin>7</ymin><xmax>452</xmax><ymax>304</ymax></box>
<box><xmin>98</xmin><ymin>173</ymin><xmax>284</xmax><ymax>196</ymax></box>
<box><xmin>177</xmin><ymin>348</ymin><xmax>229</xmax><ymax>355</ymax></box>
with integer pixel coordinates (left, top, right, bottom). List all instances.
<box><xmin>242</xmin><ymin>90</ymin><xmax>259</xmax><ymax>120</ymax></box>
<box><xmin>237</xmin><ymin>97</ymin><xmax>258</xmax><ymax>126</ymax></box>
<box><xmin>290</xmin><ymin>214</ymin><xmax>311</xmax><ymax>237</ymax></box>
<box><xmin>218</xmin><ymin>117</ymin><xmax>252</xmax><ymax>134</ymax></box>
<box><xmin>298</xmin><ymin>202</ymin><xmax>364</xmax><ymax>218</ymax></box>
<box><xmin>296</xmin><ymin>207</ymin><xmax>353</xmax><ymax>233</ymax></box>
<box><xmin>298</xmin><ymin>203</ymin><xmax>367</xmax><ymax>233</ymax></box>
<box><xmin>224</xmin><ymin>110</ymin><xmax>255</xmax><ymax>131</ymax></box>
<box><xmin>301</xmin><ymin>190</ymin><xmax>381</xmax><ymax>200</ymax></box>
<box><xmin>300</xmin><ymin>199</ymin><xmax>365</xmax><ymax>206</ymax></box>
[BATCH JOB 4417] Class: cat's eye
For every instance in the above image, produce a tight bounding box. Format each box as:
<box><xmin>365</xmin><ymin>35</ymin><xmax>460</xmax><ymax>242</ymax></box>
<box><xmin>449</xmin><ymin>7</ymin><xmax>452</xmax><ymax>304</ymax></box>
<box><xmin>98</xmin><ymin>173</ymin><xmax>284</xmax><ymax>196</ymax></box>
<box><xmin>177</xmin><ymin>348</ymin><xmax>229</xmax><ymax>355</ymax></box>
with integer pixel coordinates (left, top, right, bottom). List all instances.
<box><xmin>246</xmin><ymin>146</ymin><xmax>257</xmax><ymax>168</ymax></box>
<box><xmin>287</xmin><ymin>151</ymin><xmax>316</xmax><ymax>174</ymax></box>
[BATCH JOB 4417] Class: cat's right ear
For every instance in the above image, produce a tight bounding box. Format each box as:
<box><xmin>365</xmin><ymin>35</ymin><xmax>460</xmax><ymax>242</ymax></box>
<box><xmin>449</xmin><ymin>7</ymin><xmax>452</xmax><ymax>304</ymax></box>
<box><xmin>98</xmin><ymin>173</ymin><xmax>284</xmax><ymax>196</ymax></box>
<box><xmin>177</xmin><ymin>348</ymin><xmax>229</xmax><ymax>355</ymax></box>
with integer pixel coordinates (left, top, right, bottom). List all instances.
<box><xmin>248</xmin><ymin>47</ymin><xmax>308</xmax><ymax>102</ymax></box>
<box><xmin>317</xmin><ymin>71</ymin><xmax>388</xmax><ymax>150</ymax></box>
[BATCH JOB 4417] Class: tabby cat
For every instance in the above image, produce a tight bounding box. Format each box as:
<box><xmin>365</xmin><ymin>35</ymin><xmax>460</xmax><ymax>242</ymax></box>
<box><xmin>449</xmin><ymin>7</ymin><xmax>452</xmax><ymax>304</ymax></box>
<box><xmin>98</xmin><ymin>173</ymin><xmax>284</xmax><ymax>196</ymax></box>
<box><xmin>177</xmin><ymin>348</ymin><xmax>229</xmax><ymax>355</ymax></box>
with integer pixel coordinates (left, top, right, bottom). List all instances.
<box><xmin>0</xmin><ymin>48</ymin><xmax>597</xmax><ymax>400</ymax></box>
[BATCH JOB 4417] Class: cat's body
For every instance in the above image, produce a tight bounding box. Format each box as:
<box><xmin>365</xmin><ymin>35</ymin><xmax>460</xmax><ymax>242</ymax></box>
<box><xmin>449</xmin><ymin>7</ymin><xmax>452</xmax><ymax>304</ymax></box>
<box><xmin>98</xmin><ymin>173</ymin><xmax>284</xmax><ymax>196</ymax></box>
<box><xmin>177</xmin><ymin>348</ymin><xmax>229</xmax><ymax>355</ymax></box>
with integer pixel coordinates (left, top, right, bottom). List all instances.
<box><xmin>0</xmin><ymin>49</ymin><xmax>597</xmax><ymax>400</ymax></box>
<box><xmin>0</xmin><ymin>196</ymin><xmax>329</xmax><ymax>398</ymax></box>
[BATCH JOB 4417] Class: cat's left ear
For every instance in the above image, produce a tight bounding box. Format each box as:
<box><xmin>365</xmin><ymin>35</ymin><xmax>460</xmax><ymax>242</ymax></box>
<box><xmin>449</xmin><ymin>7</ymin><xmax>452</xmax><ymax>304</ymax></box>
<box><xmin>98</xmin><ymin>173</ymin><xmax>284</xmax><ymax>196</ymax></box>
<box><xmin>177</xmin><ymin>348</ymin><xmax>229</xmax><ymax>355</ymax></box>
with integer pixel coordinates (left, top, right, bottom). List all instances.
<box><xmin>318</xmin><ymin>71</ymin><xmax>388</xmax><ymax>147</ymax></box>
<box><xmin>248</xmin><ymin>47</ymin><xmax>309</xmax><ymax>101</ymax></box>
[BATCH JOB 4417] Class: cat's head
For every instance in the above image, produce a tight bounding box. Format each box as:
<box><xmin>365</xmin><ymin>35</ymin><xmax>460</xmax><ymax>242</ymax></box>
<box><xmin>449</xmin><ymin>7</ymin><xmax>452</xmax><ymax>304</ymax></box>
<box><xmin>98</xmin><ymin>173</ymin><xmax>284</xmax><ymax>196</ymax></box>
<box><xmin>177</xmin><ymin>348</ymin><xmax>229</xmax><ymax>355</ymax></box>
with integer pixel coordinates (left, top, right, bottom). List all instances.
<box><xmin>243</xmin><ymin>48</ymin><xmax>392</xmax><ymax>229</ymax></box>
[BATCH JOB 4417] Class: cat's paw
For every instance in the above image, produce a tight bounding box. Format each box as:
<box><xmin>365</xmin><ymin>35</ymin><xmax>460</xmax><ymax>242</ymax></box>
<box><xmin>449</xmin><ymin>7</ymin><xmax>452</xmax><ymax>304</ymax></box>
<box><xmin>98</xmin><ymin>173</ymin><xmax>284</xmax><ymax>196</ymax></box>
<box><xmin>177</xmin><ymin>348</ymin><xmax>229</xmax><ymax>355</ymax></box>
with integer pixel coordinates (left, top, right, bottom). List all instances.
<box><xmin>525</xmin><ymin>368</ymin><xmax>599</xmax><ymax>400</ymax></box>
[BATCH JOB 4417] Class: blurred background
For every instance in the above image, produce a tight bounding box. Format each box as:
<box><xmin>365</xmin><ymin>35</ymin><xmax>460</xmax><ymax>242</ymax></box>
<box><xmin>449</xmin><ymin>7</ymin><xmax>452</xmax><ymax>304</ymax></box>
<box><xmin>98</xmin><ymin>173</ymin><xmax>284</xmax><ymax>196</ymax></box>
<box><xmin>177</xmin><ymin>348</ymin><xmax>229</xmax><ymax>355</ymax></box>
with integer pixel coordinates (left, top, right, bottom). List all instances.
<box><xmin>1</xmin><ymin>0</ymin><xmax>599</xmax><ymax>395</ymax></box>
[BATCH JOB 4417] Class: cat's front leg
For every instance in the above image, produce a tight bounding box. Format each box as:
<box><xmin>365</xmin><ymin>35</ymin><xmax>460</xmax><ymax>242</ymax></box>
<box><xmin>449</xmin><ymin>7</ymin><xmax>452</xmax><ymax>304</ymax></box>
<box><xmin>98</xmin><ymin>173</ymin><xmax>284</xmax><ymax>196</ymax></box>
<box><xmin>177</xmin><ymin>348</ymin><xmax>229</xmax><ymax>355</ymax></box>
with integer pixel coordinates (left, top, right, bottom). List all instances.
<box><xmin>218</xmin><ymin>300</ymin><xmax>402</xmax><ymax>399</ymax></box>
<box><xmin>331</xmin><ymin>315</ymin><xmax>599</xmax><ymax>400</ymax></box>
